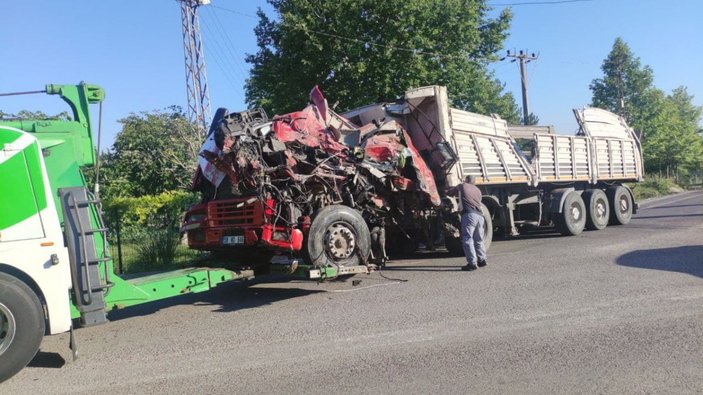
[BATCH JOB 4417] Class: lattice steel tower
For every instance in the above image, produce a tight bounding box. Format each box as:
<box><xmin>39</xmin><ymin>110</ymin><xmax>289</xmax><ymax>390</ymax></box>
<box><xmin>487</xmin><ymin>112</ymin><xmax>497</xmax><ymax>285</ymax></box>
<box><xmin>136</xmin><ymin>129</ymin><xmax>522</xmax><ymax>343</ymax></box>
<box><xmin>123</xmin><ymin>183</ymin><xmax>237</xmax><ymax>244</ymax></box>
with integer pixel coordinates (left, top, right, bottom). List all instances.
<box><xmin>180</xmin><ymin>0</ymin><xmax>211</xmax><ymax>137</ymax></box>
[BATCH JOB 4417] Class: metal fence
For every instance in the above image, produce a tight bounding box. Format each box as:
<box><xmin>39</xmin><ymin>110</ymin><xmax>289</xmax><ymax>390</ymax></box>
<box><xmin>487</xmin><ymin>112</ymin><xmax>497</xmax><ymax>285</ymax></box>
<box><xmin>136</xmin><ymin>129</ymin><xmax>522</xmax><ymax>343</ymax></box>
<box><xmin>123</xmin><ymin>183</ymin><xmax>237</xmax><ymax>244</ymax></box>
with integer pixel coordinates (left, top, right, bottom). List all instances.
<box><xmin>105</xmin><ymin>208</ymin><xmax>201</xmax><ymax>274</ymax></box>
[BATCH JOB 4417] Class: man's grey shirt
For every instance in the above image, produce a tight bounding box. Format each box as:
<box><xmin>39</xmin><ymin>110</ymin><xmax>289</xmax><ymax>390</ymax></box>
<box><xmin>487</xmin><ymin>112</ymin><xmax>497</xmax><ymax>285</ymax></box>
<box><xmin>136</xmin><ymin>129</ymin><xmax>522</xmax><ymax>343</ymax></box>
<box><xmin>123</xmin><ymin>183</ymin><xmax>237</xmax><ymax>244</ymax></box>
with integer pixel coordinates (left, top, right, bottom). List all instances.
<box><xmin>459</xmin><ymin>182</ymin><xmax>482</xmax><ymax>213</ymax></box>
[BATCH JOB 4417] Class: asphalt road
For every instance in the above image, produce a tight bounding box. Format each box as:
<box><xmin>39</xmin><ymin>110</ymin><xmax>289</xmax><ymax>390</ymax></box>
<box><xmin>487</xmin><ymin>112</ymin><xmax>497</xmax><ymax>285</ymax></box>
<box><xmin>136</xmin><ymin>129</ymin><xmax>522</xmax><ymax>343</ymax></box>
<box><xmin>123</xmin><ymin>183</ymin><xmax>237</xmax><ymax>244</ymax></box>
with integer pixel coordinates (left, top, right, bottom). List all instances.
<box><xmin>4</xmin><ymin>191</ymin><xmax>702</xmax><ymax>394</ymax></box>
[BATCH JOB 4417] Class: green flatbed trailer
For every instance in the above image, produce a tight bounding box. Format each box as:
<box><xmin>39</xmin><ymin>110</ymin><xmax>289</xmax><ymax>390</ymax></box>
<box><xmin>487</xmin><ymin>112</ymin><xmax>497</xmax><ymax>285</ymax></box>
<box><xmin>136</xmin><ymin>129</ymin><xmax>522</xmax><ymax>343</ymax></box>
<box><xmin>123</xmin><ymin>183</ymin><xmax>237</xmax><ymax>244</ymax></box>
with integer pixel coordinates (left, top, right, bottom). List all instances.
<box><xmin>0</xmin><ymin>83</ymin><xmax>367</xmax><ymax>383</ymax></box>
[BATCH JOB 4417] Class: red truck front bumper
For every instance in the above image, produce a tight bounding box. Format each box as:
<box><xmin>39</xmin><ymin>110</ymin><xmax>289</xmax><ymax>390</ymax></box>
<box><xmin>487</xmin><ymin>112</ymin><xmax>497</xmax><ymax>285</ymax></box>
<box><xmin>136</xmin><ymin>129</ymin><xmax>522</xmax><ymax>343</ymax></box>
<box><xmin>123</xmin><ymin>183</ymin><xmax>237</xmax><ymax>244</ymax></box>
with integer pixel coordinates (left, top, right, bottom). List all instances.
<box><xmin>181</xmin><ymin>197</ymin><xmax>303</xmax><ymax>252</ymax></box>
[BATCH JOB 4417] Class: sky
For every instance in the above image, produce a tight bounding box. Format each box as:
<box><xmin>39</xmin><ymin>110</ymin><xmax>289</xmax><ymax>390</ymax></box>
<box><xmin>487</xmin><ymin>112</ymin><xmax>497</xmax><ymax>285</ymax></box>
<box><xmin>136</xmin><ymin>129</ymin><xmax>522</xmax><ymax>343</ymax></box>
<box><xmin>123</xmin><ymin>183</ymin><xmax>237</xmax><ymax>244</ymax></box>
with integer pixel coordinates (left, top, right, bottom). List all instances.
<box><xmin>2</xmin><ymin>0</ymin><xmax>702</xmax><ymax>151</ymax></box>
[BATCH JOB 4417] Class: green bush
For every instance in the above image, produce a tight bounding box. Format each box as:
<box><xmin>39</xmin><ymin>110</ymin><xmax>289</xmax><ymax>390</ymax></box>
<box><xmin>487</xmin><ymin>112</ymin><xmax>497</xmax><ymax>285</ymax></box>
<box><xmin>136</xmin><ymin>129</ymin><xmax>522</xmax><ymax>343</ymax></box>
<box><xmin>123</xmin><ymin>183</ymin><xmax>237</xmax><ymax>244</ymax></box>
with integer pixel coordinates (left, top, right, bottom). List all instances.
<box><xmin>104</xmin><ymin>190</ymin><xmax>199</xmax><ymax>273</ymax></box>
<box><xmin>106</xmin><ymin>190</ymin><xmax>198</xmax><ymax>230</ymax></box>
<box><xmin>134</xmin><ymin>229</ymin><xmax>180</xmax><ymax>269</ymax></box>
<box><xmin>630</xmin><ymin>176</ymin><xmax>680</xmax><ymax>200</ymax></box>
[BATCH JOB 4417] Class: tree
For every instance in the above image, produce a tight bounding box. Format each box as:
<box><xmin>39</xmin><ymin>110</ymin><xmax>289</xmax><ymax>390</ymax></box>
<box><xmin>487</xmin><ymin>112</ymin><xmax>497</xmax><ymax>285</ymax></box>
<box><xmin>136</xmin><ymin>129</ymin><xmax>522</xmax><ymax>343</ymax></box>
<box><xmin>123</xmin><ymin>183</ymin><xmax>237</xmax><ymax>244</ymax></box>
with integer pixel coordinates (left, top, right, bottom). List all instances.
<box><xmin>660</xmin><ymin>88</ymin><xmax>703</xmax><ymax>178</ymax></box>
<box><xmin>0</xmin><ymin>109</ymin><xmax>72</xmax><ymax>121</ymax></box>
<box><xmin>668</xmin><ymin>86</ymin><xmax>703</xmax><ymax>127</ymax></box>
<box><xmin>672</xmin><ymin>86</ymin><xmax>703</xmax><ymax>182</ymax></box>
<box><xmin>590</xmin><ymin>37</ymin><xmax>655</xmax><ymax>130</ymax></box>
<box><xmin>246</xmin><ymin>0</ymin><xmax>520</xmax><ymax>123</ymax></box>
<box><xmin>523</xmin><ymin>112</ymin><xmax>539</xmax><ymax>126</ymax></box>
<box><xmin>590</xmin><ymin>38</ymin><xmax>703</xmax><ymax>180</ymax></box>
<box><xmin>98</xmin><ymin>106</ymin><xmax>201</xmax><ymax>201</ymax></box>
<box><xmin>611</xmin><ymin>85</ymin><xmax>703</xmax><ymax>179</ymax></box>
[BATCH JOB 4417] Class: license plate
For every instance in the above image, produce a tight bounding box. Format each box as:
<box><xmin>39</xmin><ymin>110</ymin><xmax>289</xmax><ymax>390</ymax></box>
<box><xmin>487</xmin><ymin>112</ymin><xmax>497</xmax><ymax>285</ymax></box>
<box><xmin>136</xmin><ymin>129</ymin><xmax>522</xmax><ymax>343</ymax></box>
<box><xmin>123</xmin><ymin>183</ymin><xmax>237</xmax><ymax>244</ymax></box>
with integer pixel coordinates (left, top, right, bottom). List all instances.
<box><xmin>222</xmin><ymin>235</ymin><xmax>244</xmax><ymax>245</ymax></box>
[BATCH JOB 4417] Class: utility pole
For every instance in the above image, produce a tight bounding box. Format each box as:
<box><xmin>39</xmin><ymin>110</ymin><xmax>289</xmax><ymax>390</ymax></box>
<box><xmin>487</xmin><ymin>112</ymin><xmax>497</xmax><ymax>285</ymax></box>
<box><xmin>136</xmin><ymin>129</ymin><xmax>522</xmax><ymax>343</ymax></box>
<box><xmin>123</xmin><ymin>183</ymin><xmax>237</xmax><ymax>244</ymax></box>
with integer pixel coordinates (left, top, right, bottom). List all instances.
<box><xmin>503</xmin><ymin>50</ymin><xmax>539</xmax><ymax>125</ymax></box>
<box><xmin>180</xmin><ymin>0</ymin><xmax>211</xmax><ymax>137</ymax></box>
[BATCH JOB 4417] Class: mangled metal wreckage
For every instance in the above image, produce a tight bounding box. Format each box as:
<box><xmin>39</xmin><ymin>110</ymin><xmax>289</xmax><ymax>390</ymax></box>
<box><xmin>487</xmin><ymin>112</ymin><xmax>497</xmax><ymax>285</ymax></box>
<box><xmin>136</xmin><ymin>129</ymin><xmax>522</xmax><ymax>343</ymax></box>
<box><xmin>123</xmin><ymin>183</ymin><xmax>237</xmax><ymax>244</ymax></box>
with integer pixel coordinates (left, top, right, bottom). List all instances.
<box><xmin>184</xmin><ymin>86</ymin><xmax>461</xmax><ymax>269</ymax></box>
<box><xmin>182</xmin><ymin>85</ymin><xmax>643</xmax><ymax>271</ymax></box>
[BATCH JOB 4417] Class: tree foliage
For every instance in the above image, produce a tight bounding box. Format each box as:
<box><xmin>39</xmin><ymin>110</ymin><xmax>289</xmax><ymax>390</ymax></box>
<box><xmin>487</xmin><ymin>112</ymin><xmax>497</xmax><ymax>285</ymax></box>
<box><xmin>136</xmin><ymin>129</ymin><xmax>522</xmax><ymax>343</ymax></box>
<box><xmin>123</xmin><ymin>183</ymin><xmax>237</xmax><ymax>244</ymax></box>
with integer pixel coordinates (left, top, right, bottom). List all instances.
<box><xmin>98</xmin><ymin>106</ymin><xmax>201</xmax><ymax>201</ymax></box>
<box><xmin>642</xmin><ymin>88</ymin><xmax>703</xmax><ymax>177</ymax></box>
<box><xmin>668</xmin><ymin>86</ymin><xmax>703</xmax><ymax>128</ymax></box>
<box><xmin>523</xmin><ymin>112</ymin><xmax>539</xmax><ymax>126</ymax></box>
<box><xmin>590</xmin><ymin>37</ymin><xmax>655</xmax><ymax>129</ymax></box>
<box><xmin>0</xmin><ymin>109</ymin><xmax>72</xmax><ymax>121</ymax></box>
<box><xmin>590</xmin><ymin>38</ymin><xmax>703</xmax><ymax>180</ymax></box>
<box><xmin>246</xmin><ymin>0</ymin><xmax>520</xmax><ymax>122</ymax></box>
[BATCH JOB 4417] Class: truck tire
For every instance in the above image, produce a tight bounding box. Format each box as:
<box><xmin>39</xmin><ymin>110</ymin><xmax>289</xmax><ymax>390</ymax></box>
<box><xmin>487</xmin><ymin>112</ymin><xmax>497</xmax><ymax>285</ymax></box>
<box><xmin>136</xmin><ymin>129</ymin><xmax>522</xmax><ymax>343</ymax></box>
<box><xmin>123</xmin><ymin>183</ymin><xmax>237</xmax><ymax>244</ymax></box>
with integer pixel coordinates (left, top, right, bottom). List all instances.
<box><xmin>444</xmin><ymin>203</ymin><xmax>493</xmax><ymax>255</ymax></box>
<box><xmin>583</xmin><ymin>189</ymin><xmax>609</xmax><ymax>230</ymax></box>
<box><xmin>555</xmin><ymin>192</ymin><xmax>586</xmax><ymax>236</ymax></box>
<box><xmin>0</xmin><ymin>272</ymin><xmax>45</xmax><ymax>383</ymax></box>
<box><xmin>305</xmin><ymin>205</ymin><xmax>371</xmax><ymax>268</ymax></box>
<box><xmin>607</xmin><ymin>186</ymin><xmax>633</xmax><ymax>225</ymax></box>
<box><xmin>481</xmin><ymin>203</ymin><xmax>494</xmax><ymax>251</ymax></box>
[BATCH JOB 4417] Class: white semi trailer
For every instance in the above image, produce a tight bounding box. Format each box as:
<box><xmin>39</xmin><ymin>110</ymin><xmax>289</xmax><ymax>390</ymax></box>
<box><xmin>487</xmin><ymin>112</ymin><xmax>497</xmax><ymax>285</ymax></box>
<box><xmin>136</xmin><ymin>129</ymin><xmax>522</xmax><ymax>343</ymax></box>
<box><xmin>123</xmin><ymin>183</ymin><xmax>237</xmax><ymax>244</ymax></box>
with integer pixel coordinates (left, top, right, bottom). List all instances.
<box><xmin>343</xmin><ymin>85</ymin><xmax>643</xmax><ymax>249</ymax></box>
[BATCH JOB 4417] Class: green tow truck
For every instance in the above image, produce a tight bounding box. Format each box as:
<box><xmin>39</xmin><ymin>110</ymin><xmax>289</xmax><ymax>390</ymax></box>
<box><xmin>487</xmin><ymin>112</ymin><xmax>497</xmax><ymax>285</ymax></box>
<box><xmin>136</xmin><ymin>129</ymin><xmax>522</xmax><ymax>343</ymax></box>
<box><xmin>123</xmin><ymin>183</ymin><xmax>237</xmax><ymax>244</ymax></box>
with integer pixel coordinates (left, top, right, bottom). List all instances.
<box><xmin>0</xmin><ymin>83</ymin><xmax>361</xmax><ymax>382</ymax></box>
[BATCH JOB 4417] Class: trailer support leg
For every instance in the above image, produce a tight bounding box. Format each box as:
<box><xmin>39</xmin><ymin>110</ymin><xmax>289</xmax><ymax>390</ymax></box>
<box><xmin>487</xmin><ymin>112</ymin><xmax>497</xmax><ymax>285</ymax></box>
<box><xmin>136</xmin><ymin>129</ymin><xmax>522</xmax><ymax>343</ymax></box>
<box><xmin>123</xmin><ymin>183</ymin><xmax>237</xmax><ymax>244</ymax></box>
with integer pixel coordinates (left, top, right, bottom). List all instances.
<box><xmin>69</xmin><ymin>325</ymin><xmax>78</xmax><ymax>362</ymax></box>
<box><xmin>505</xmin><ymin>203</ymin><xmax>519</xmax><ymax>236</ymax></box>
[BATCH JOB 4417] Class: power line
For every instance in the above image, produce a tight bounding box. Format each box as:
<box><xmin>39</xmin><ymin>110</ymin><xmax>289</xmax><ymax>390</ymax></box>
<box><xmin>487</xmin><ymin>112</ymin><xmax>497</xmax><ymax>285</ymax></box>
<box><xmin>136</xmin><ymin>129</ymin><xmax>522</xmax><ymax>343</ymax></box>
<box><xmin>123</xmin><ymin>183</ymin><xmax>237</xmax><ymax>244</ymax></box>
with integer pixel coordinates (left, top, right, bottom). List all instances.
<box><xmin>204</xmin><ymin>41</ymin><xmax>246</xmax><ymax>102</ymax></box>
<box><xmin>203</xmin><ymin>7</ymin><xmax>250</xmax><ymax>79</ymax></box>
<box><xmin>200</xmin><ymin>22</ymin><xmax>246</xmax><ymax>98</ymax></box>
<box><xmin>490</xmin><ymin>60</ymin><xmax>516</xmax><ymax>78</ymax></box>
<box><xmin>489</xmin><ymin>0</ymin><xmax>592</xmax><ymax>5</ymax></box>
<box><xmin>203</xmin><ymin>38</ymin><xmax>242</xmax><ymax>92</ymax></box>
<box><xmin>209</xmin><ymin>3</ymin><xmax>258</xmax><ymax>19</ymax></box>
<box><xmin>210</xmin><ymin>0</ymin><xmax>593</xmax><ymax>15</ymax></box>
<box><xmin>309</xmin><ymin>30</ymin><xmax>462</xmax><ymax>59</ymax></box>
<box><xmin>199</xmin><ymin>11</ymin><xmax>246</xmax><ymax>83</ymax></box>
<box><xmin>209</xmin><ymin>3</ymin><xmax>509</xmax><ymax>63</ymax></box>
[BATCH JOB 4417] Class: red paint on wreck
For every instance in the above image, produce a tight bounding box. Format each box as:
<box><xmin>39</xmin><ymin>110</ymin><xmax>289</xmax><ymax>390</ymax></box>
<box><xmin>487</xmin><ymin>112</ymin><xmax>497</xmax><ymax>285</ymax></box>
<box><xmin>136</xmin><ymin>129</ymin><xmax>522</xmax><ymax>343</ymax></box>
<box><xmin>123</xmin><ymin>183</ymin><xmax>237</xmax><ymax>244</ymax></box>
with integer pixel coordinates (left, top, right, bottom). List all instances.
<box><xmin>272</xmin><ymin>105</ymin><xmax>349</xmax><ymax>158</ymax></box>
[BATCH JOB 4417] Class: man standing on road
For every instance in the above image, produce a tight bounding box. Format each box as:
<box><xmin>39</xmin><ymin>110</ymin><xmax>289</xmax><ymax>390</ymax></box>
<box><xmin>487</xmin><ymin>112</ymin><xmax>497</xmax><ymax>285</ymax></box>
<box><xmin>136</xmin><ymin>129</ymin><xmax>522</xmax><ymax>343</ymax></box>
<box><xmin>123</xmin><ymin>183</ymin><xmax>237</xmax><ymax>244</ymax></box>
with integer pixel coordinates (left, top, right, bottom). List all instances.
<box><xmin>450</xmin><ymin>175</ymin><xmax>487</xmax><ymax>271</ymax></box>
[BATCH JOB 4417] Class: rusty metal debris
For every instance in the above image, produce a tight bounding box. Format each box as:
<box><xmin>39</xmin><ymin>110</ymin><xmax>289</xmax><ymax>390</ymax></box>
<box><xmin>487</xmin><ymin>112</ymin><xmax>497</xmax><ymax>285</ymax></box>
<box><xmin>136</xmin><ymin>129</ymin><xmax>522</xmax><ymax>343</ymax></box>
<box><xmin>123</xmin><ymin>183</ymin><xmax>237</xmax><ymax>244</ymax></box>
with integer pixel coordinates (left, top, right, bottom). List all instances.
<box><xmin>186</xmin><ymin>86</ymin><xmax>451</xmax><ymax>266</ymax></box>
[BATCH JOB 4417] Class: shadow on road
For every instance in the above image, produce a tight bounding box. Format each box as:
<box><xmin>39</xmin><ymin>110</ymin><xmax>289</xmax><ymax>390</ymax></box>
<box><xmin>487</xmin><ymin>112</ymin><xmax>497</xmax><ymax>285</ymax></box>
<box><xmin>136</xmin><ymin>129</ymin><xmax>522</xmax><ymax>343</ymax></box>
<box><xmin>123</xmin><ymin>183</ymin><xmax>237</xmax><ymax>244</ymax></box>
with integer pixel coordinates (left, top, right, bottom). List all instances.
<box><xmin>210</xmin><ymin>281</ymin><xmax>326</xmax><ymax>313</ymax></box>
<box><xmin>616</xmin><ymin>245</ymin><xmax>703</xmax><ymax>278</ymax></box>
<box><xmin>632</xmin><ymin>213</ymin><xmax>703</xmax><ymax>220</ymax></box>
<box><xmin>28</xmin><ymin>351</ymin><xmax>65</xmax><ymax>369</ymax></box>
<box><xmin>384</xmin><ymin>264</ymin><xmax>461</xmax><ymax>272</ymax></box>
<box><xmin>388</xmin><ymin>250</ymin><xmax>453</xmax><ymax>260</ymax></box>
<box><xmin>641</xmin><ymin>203</ymin><xmax>702</xmax><ymax>210</ymax></box>
<box><xmin>106</xmin><ymin>278</ymin><xmax>325</xmax><ymax>322</ymax></box>
<box><xmin>495</xmin><ymin>228</ymin><xmax>565</xmax><ymax>241</ymax></box>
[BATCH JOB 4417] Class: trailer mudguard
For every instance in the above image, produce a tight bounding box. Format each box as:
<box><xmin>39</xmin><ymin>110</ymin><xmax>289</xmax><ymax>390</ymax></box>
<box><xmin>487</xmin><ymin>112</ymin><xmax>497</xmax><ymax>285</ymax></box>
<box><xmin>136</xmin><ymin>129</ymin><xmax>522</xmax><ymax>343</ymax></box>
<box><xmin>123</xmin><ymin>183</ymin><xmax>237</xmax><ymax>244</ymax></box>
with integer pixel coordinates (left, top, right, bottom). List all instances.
<box><xmin>545</xmin><ymin>187</ymin><xmax>576</xmax><ymax>214</ymax></box>
<box><xmin>621</xmin><ymin>184</ymin><xmax>638</xmax><ymax>214</ymax></box>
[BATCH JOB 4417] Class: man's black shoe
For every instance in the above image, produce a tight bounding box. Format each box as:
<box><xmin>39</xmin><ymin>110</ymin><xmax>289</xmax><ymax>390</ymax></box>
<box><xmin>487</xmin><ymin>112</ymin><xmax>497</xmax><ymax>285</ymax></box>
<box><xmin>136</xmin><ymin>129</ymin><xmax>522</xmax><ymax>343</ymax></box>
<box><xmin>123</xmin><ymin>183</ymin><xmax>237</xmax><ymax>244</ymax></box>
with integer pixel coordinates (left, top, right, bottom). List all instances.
<box><xmin>462</xmin><ymin>264</ymin><xmax>478</xmax><ymax>271</ymax></box>
<box><xmin>478</xmin><ymin>259</ymin><xmax>487</xmax><ymax>267</ymax></box>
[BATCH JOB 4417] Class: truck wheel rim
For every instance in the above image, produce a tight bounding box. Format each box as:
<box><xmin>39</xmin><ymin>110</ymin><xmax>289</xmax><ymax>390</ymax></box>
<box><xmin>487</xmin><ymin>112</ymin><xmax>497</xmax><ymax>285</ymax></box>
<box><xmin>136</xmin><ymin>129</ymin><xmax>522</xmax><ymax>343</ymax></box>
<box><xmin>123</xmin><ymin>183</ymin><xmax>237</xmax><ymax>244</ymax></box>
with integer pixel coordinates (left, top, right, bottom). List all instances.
<box><xmin>619</xmin><ymin>196</ymin><xmax>629</xmax><ymax>213</ymax></box>
<box><xmin>596</xmin><ymin>199</ymin><xmax>607</xmax><ymax>220</ymax></box>
<box><xmin>0</xmin><ymin>302</ymin><xmax>17</xmax><ymax>356</ymax></box>
<box><xmin>570</xmin><ymin>203</ymin><xmax>581</xmax><ymax>221</ymax></box>
<box><xmin>325</xmin><ymin>223</ymin><xmax>356</xmax><ymax>260</ymax></box>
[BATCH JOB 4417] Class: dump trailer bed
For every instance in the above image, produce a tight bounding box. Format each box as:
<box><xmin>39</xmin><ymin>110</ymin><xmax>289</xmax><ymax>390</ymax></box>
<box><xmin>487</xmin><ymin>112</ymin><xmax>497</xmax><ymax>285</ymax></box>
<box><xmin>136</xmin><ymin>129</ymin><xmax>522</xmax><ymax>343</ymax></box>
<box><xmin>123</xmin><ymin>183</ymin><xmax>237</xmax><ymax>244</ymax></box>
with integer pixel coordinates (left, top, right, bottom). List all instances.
<box><xmin>343</xmin><ymin>85</ymin><xmax>643</xmax><ymax>238</ymax></box>
<box><xmin>408</xmin><ymin>86</ymin><xmax>644</xmax><ymax>187</ymax></box>
<box><xmin>344</xmin><ymin>85</ymin><xmax>643</xmax><ymax>189</ymax></box>
<box><xmin>365</xmin><ymin>86</ymin><xmax>643</xmax><ymax>188</ymax></box>
<box><xmin>445</xmin><ymin>106</ymin><xmax>536</xmax><ymax>185</ymax></box>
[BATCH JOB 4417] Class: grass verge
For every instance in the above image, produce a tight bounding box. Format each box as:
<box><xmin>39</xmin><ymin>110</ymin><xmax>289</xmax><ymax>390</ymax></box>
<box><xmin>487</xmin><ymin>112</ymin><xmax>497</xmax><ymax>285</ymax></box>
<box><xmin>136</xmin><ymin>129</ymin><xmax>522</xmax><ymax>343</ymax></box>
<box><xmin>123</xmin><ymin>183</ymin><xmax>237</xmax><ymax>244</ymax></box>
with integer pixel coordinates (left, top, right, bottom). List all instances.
<box><xmin>629</xmin><ymin>176</ymin><xmax>683</xmax><ymax>201</ymax></box>
<box><xmin>110</xmin><ymin>242</ymin><xmax>204</xmax><ymax>274</ymax></box>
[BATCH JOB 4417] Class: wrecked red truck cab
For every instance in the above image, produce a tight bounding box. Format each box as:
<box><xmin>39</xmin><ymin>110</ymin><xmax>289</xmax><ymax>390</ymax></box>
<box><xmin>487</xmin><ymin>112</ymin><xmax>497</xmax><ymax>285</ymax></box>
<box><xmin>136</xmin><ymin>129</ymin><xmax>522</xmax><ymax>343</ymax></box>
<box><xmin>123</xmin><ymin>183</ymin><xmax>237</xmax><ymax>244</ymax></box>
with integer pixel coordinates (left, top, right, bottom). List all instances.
<box><xmin>183</xmin><ymin>86</ymin><xmax>453</xmax><ymax>269</ymax></box>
